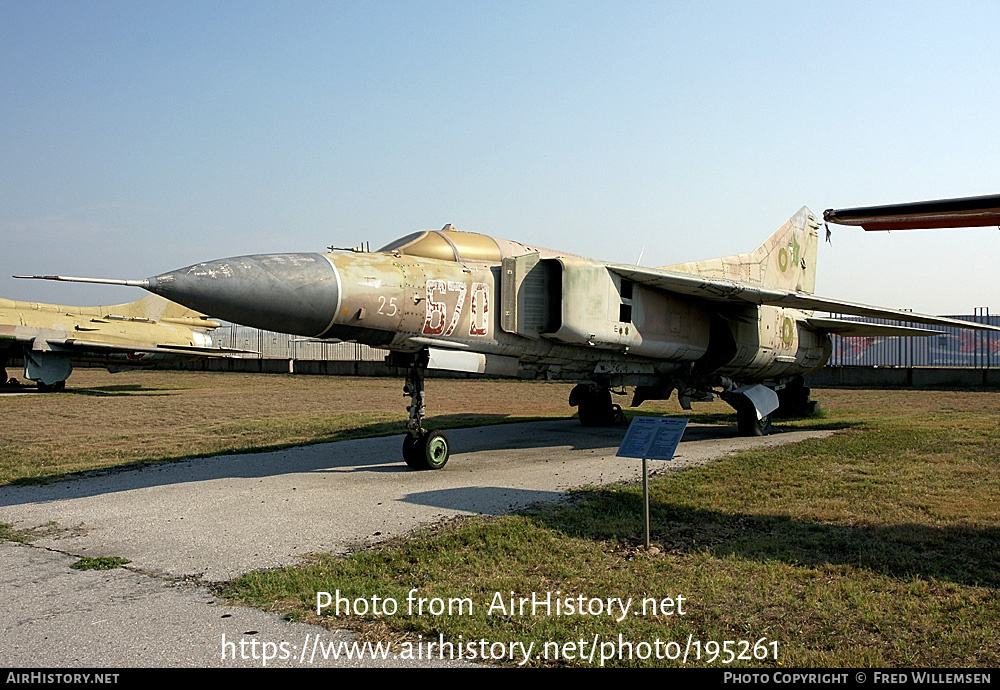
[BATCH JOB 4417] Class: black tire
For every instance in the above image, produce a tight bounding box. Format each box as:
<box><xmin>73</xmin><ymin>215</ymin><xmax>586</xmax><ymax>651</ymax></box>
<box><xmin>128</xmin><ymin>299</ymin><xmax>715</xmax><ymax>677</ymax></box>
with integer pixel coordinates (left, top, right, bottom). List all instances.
<box><xmin>736</xmin><ymin>406</ymin><xmax>772</xmax><ymax>436</ymax></box>
<box><xmin>775</xmin><ymin>377</ymin><xmax>817</xmax><ymax>419</ymax></box>
<box><xmin>402</xmin><ymin>434</ymin><xmax>423</xmax><ymax>469</ymax></box>
<box><xmin>573</xmin><ymin>384</ymin><xmax>615</xmax><ymax>426</ymax></box>
<box><xmin>402</xmin><ymin>430</ymin><xmax>450</xmax><ymax>470</ymax></box>
<box><xmin>37</xmin><ymin>380</ymin><xmax>66</xmax><ymax>393</ymax></box>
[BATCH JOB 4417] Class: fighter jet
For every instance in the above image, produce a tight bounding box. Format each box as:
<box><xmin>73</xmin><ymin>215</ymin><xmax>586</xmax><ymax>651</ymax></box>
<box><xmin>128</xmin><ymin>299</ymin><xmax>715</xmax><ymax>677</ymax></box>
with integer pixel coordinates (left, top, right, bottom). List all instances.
<box><xmin>19</xmin><ymin>207</ymin><xmax>998</xmax><ymax>468</ymax></box>
<box><xmin>0</xmin><ymin>293</ymin><xmax>243</xmax><ymax>391</ymax></box>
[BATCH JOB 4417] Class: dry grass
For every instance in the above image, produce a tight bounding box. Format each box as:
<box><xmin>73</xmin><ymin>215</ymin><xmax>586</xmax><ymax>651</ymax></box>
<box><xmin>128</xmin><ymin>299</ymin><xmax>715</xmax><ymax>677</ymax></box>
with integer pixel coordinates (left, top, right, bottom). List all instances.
<box><xmin>3</xmin><ymin>369</ymin><xmax>998</xmax><ymax>485</ymax></box>
<box><xmin>0</xmin><ymin>369</ymin><xmax>580</xmax><ymax>483</ymax></box>
<box><xmin>4</xmin><ymin>368</ymin><xmax>999</xmax><ymax>665</ymax></box>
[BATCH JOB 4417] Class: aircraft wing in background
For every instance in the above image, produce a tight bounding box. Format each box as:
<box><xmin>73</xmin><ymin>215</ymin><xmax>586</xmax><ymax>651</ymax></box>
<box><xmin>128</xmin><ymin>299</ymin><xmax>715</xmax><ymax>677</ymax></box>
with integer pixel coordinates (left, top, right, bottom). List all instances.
<box><xmin>824</xmin><ymin>194</ymin><xmax>1000</xmax><ymax>230</ymax></box>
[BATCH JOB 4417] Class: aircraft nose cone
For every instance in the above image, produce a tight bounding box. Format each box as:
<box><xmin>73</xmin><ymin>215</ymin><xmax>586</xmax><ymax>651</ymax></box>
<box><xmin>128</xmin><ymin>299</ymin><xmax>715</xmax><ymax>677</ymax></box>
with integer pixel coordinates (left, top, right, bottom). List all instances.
<box><xmin>147</xmin><ymin>253</ymin><xmax>340</xmax><ymax>337</ymax></box>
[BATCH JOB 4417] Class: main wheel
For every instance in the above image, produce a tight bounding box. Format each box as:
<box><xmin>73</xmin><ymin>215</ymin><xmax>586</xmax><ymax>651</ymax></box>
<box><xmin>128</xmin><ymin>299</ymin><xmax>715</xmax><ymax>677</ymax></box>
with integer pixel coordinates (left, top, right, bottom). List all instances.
<box><xmin>36</xmin><ymin>380</ymin><xmax>66</xmax><ymax>393</ymax></box>
<box><xmin>736</xmin><ymin>406</ymin><xmax>772</xmax><ymax>436</ymax></box>
<box><xmin>402</xmin><ymin>430</ymin><xmax>451</xmax><ymax>470</ymax></box>
<box><xmin>572</xmin><ymin>384</ymin><xmax>616</xmax><ymax>426</ymax></box>
<box><xmin>775</xmin><ymin>377</ymin><xmax>816</xmax><ymax>419</ymax></box>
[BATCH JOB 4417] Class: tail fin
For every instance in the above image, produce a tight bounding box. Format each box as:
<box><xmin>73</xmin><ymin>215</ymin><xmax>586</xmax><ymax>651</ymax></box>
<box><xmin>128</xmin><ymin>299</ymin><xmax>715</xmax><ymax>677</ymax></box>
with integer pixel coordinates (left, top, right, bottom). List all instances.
<box><xmin>2</xmin><ymin>293</ymin><xmax>218</xmax><ymax>329</ymax></box>
<box><xmin>64</xmin><ymin>294</ymin><xmax>217</xmax><ymax>328</ymax></box>
<box><xmin>118</xmin><ymin>295</ymin><xmax>220</xmax><ymax>329</ymax></box>
<box><xmin>662</xmin><ymin>207</ymin><xmax>820</xmax><ymax>294</ymax></box>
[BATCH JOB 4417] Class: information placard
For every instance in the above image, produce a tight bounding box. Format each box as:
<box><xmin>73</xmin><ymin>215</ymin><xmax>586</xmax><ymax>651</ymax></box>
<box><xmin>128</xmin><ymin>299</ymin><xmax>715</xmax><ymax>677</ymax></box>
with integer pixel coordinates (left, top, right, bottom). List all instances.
<box><xmin>616</xmin><ymin>417</ymin><xmax>688</xmax><ymax>460</ymax></box>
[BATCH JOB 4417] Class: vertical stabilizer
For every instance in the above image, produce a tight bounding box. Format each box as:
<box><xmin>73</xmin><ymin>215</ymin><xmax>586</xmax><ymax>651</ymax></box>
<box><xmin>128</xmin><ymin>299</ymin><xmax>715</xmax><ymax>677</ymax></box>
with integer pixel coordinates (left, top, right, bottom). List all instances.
<box><xmin>663</xmin><ymin>207</ymin><xmax>820</xmax><ymax>294</ymax></box>
<box><xmin>88</xmin><ymin>294</ymin><xmax>210</xmax><ymax>322</ymax></box>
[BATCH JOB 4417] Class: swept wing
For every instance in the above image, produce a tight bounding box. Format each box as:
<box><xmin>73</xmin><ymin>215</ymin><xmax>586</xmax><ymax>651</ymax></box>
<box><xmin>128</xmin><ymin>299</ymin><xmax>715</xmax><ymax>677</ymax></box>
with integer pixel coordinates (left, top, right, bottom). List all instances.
<box><xmin>606</xmin><ymin>263</ymin><xmax>998</xmax><ymax>333</ymax></box>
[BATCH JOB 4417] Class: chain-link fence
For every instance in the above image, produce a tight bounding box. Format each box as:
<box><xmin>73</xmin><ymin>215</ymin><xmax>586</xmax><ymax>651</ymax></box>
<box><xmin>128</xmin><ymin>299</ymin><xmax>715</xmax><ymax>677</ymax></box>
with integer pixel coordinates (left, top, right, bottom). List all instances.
<box><xmin>826</xmin><ymin>308</ymin><xmax>997</xmax><ymax>368</ymax></box>
<box><xmin>215</xmin><ymin>324</ymin><xmax>389</xmax><ymax>361</ymax></box>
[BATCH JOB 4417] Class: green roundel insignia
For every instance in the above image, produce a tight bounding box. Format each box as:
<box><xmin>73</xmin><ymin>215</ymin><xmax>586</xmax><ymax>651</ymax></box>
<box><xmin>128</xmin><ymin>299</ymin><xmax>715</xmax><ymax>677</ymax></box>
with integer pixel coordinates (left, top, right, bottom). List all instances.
<box><xmin>781</xmin><ymin>317</ymin><xmax>793</xmax><ymax>344</ymax></box>
<box><xmin>778</xmin><ymin>247</ymin><xmax>789</xmax><ymax>272</ymax></box>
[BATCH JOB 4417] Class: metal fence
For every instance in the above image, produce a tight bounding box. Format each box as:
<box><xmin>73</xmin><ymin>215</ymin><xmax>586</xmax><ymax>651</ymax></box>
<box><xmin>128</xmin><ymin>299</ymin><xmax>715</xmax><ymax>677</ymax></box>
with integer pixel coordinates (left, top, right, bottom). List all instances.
<box><xmin>826</xmin><ymin>308</ymin><xmax>997</xmax><ymax>368</ymax></box>
<box><xmin>216</xmin><ymin>324</ymin><xmax>389</xmax><ymax>362</ymax></box>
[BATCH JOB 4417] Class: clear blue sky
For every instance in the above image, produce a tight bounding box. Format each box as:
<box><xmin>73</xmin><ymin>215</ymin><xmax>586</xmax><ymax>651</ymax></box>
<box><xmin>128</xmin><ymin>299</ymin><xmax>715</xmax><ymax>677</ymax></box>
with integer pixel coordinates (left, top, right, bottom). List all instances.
<box><xmin>2</xmin><ymin>1</ymin><xmax>998</xmax><ymax>314</ymax></box>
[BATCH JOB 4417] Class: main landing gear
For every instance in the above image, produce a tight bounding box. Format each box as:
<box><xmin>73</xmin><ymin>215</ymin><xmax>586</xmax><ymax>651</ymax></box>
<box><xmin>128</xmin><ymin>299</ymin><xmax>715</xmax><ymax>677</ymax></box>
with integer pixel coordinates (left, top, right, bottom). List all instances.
<box><xmin>733</xmin><ymin>399</ymin><xmax>773</xmax><ymax>437</ymax></box>
<box><xmin>723</xmin><ymin>377</ymin><xmax>819</xmax><ymax>437</ymax></box>
<box><xmin>569</xmin><ymin>383</ymin><xmax>625</xmax><ymax>427</ymax></box>
<box><xmin>773</xmin><ymin>377</ymin><xmax>819</xmax><ymax>419</ymax></box>
<box><xmin>36</xmin><ymin>380</ymin><xmax>66</xmax><ymax>393</ymax></box>
<box><xmin>401</xmin><ymin>355</ymin><xmax>450</xmax><ymax>470</ymax></box>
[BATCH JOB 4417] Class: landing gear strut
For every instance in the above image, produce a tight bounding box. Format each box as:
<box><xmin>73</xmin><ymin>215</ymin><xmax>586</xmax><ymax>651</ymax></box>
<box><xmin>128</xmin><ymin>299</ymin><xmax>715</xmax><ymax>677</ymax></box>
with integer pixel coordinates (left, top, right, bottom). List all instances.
<box><xmin>401</xmin><ymin>354</ymin><xmax>450</xmax><ymax>470</ymax></box>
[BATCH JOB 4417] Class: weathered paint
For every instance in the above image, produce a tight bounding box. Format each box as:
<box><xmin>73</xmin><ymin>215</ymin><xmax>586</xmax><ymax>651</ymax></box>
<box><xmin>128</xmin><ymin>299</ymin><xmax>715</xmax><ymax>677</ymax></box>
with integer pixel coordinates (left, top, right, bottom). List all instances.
<box><xmin>298</xmin><ymin>218</ymin><xmax>833</xmax><ymax>391</ymax></box>
<box><xmin>663</xmin><ymin>207</ymin><xmax>819</xmax><ymax>294</ymax></box>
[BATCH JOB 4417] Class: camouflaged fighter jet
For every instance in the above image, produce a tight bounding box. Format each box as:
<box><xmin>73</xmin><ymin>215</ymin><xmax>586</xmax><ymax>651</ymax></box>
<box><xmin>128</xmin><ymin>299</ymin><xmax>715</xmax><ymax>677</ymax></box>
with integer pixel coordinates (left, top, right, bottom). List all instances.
<box><xmin>0</xmin><ymin>293</ymin><xmax>242</xmax><ymax>391</ymax></box>
<box><xmin>19</xmin><ymin>207</ymin><xmax>1000</xmax><ymax>468</ymax></box>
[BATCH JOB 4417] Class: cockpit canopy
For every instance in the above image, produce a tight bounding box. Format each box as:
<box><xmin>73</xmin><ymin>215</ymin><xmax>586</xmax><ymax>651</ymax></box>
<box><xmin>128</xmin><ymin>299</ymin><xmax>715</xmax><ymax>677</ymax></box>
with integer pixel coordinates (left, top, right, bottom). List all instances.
<box><xmin>378</xmin><ymin>224</ymin><xmax>503</xmax><ymax>263</ymax></box>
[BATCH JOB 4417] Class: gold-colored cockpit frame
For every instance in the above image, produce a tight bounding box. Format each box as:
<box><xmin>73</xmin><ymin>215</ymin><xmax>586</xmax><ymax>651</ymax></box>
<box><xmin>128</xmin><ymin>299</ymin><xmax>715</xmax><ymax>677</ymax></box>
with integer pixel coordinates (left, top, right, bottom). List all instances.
<box><xmin>379</xmin><ymin>225</ymin><xmax>503</xmax><ymax>263</ymax></box>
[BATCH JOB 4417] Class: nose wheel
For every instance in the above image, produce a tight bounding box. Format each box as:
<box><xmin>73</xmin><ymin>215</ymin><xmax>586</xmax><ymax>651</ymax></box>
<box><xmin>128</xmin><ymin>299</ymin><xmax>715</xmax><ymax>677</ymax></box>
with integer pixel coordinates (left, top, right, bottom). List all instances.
<box><xmin>402</xmin><ymin>352</ymin><xmax>451</xmax><ymax>470</ymax></box>
<box><xmin>402</xmin><ymin>429</ymin><xmax>451</xmax><ymax>470</ymax></box>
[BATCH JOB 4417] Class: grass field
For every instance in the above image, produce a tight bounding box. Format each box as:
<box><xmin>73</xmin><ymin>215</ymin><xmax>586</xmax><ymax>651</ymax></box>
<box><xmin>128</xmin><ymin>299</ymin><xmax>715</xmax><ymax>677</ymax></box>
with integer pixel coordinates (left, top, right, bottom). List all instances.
<box><xmin>3</xmin><ymin>369</ymin><xmax>998</xmax><ymax>666</ymax></box>
<box><xmin>0</xmin><ymin>369</ymin><xmax>577</xmax><ymax>484</ymax></box>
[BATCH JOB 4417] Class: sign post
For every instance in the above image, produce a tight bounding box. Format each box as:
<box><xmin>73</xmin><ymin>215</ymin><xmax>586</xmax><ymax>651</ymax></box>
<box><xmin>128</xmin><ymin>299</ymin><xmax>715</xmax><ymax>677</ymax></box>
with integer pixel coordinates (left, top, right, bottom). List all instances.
<box><xmin>616</xmin><ymin>417</ymin><xmax>689</xmax><ymax>549</ymax></box>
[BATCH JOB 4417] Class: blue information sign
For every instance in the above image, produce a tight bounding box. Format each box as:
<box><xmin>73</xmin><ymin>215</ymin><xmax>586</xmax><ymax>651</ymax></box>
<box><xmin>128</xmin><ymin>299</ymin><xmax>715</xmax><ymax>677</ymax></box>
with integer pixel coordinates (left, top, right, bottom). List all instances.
<box><xmin>616</xmin><ymin>417</ymin><xmax>689</xmax><ymax>460</ymax></box>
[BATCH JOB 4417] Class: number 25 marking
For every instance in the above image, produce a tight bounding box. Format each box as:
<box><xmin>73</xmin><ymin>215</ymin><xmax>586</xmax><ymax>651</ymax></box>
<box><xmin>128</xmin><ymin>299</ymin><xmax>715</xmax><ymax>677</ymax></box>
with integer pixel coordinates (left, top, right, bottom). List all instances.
<box><xmin>377</xmin><ymin>296</ymin><xmax>398</xmax><ymax>316</ymax></box>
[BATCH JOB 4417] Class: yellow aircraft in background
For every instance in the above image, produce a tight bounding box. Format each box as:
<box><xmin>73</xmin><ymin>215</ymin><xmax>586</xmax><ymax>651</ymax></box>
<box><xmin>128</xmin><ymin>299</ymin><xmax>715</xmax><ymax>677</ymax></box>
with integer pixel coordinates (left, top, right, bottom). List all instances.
<box><xmin>0</xmin><ymin>294</ymin><xmax>242</xmax><ymax>391</ymax></box>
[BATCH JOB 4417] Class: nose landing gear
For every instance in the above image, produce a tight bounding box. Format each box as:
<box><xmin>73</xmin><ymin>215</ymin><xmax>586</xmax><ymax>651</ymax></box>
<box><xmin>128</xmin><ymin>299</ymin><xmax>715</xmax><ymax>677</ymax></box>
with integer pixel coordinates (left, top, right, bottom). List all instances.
<box><xmin>401</xmin><ymin>353</ymin><xmax>451</xmax><ymax>470</ymax></box>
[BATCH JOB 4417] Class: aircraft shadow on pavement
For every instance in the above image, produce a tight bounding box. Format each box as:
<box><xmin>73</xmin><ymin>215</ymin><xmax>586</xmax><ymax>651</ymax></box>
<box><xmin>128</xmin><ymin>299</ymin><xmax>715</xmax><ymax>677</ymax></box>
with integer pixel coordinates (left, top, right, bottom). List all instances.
<box><xmin>431</xmin><ymin>415</ymin><xmax>782</xmax><ymax>454</ymax></box>
<box><xmin>0</xmin><ymin>416</ymin><xmax>827</xmax><ymax>507</ymax></box>
<box><xmin>401</xmin><ymin>486</ymin><xmax>566</xmax><ymax>515</ymax></box>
